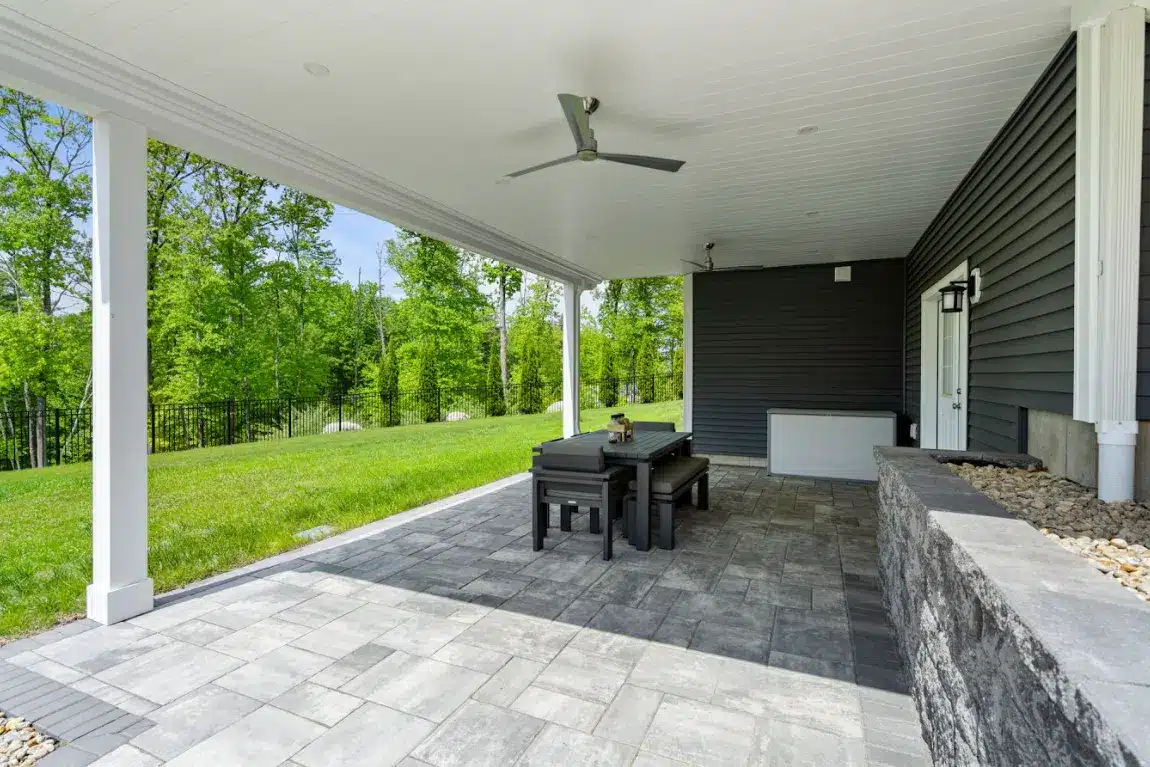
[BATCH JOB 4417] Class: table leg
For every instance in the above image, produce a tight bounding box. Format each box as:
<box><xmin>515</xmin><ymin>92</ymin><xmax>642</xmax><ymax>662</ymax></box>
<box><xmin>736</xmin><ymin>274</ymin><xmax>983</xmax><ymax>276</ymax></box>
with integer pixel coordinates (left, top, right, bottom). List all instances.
<box><xmin>532</xmin><ymin>478</ymin><xmax>544</xmax><ymax>551</ymax></box>
<box><xmin>636</xmin><ymin>461</ymin><xmax>651</xmax><ymax>552</ymax></box>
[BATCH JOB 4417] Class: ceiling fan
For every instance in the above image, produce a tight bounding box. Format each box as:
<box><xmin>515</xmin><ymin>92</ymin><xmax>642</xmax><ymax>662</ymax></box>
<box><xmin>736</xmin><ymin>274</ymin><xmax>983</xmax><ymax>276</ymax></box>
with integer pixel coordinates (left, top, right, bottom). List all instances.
<box><xmin>505</xmin><ymin>94</ymin><xmax>686</xmax><ymax>179</ymax></box>
<box><xmin>681</xmin><ymin>243</ymin><xmax>716</xmax><ymax>272</ymax></box>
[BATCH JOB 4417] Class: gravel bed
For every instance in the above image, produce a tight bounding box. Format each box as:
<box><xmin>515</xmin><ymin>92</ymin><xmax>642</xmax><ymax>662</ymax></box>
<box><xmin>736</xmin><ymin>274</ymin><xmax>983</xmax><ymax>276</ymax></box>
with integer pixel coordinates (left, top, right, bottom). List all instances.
<box><xmin>1</xmin><ymin>714</ymin><xmax>56</xmax><ymax>766</ymax></box>
<box><xmin>951</xmin><ymin>463</ymin><xmax>1150</xmax><ymax>604</ymax></box>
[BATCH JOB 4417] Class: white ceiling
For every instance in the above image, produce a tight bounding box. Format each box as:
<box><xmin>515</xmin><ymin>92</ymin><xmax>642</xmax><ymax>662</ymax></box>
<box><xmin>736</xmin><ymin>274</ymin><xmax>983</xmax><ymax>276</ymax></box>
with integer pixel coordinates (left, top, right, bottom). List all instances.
<box><xmin>1</xmin><ymin>0</ymin><xmax>1072</xmax><ymax>278</ymax></box>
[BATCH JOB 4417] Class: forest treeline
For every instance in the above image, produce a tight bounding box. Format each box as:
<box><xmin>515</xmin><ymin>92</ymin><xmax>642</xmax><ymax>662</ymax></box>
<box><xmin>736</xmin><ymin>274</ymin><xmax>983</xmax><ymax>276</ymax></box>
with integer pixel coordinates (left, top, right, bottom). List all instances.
<box><xmin>0</xmin><ymin>88</ymin><xmax>682</xmax><ymax>465</ymax></box>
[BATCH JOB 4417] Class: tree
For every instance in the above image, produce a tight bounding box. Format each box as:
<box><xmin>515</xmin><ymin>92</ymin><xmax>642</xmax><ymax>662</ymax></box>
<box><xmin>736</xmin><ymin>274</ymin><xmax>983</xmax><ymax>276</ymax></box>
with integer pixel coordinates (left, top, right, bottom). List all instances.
<box><xmin>599</xmin><ymin>337</ymin><xmax>619</xmax><ymax>408</ymax></box>
<box><xmin>518</xmin><ymin>337</ymin><xmax>543</xmax><ymax>415</ymax></box>
<box><xmin>481</xmin><ymin>260</ymin><xmax>522</xmax><ymax>396</ymax></box>
<box><xmin>417</xmin><ymin>338</ymin><xmax>440</xmax><ymax>423</ymax></box>
<box><xmin>636</xmin><ymin>333</ymin><xmax>658</xmax><ymax>403</ymax></box>
<box><xmin>267</xmin><ymin>188</ymin><xmax>337</xmax><ymax>396</ymax></box>
<box><xmin>378</xmin><ymin>340</ymin><xmax>400</xmax><ymax>426</ymax></box>
<box><xmin>387</xmin><ymin>230</ymin><xmax>486</xmax><ymax>395</ymax></box>
<box><xmin>0</xmin><ymin>88</ymin><xmax>92</xmax><ymax>466</ymax></box>
<box><xmin>485</xmin><ymin>336</ymin><xmax>506</xmax><ymax>416</ymax></box>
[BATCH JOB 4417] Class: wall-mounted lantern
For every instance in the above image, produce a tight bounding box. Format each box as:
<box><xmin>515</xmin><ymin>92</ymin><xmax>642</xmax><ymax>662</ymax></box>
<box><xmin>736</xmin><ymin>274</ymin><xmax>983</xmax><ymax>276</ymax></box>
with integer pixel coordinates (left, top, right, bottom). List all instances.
<box><xmin>939</xmin><ymin>280</ymin><xmax>967</xmax><ymax>313</ymax></box>
<box><xmin>939</xmin><ymin>271</ymin><xmax>981</xmax><ymax>313</ymax></box>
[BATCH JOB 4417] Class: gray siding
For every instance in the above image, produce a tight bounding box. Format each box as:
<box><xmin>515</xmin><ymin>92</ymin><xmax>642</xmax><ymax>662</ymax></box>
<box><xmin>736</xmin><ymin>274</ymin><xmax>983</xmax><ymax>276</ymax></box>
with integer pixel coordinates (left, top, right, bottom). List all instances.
<box><xmin>905</xmin><ymin>35</ymin><xmax>1076</xmax><ymax>452</ymax></box>
<box><xmin>1140</xmin><ymin>26</ymin><xmax>1150</xmax><ymax>419</ymax></box>
<box><xmin>693</xmin><ymin>260</ymin><xmax>904</xmax><ymax>457</ymax></box>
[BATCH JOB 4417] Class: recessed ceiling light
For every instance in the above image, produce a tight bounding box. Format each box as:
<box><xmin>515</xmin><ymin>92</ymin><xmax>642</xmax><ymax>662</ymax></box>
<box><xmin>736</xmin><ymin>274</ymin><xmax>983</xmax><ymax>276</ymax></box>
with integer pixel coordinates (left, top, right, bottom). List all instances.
<box><xmin>796</xmin><ymin>125</ymin><xmax>819</xmax><ymax>135</ymax></box>
<box><xmin>303</xmin><ymin>61</ymin><xmax>330</xmax><ymax>78</ymax></box>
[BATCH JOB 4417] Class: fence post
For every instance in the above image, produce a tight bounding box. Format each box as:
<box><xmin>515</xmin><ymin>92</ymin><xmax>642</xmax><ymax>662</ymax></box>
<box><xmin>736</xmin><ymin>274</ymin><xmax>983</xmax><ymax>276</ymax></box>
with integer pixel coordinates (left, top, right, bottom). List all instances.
<box><xmin>54</xmin><ymin>409</ymin><xmax>61</xmax><ymax>466</ymax></box>
<box><xmin>227</xmin><ymin>400</ymin><xmax>235</xmax><ymax>445</ymax></box>
<box><xmin>338</xmin><ymin>394</ymin><xmax>343</xmax><ymax>432</ymax></box>
<box><xmin>287</xmin><ymin>398</ymin><xmax>293</xmax><ymax>438</ymax></box>
<box><xmin>150</xmin><ymin>403</ymin><xmax>156</xmax><ymax>455</ymax></box>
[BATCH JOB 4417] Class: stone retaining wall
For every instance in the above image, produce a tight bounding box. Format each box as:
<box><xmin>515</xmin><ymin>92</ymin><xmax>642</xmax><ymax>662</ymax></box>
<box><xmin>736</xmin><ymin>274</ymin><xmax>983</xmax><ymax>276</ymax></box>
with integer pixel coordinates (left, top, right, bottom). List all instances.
<box><xmin>874</xmin><ymin>447</ymin><xmax>1150</xmax><ymax>767</ymax></box>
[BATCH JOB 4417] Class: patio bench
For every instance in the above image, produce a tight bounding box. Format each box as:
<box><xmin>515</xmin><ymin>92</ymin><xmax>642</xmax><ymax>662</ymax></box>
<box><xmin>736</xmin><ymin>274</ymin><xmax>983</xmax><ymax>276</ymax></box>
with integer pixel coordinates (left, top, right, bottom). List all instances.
<box><xmin>530</xmin><ymin>442</ymin><xmax>631</xmax><ymax>560</ymax></box>
<box><xmin>625</xmin><ymin>455</ymin><xmax>709</xmax><ymax>550</ymax></box>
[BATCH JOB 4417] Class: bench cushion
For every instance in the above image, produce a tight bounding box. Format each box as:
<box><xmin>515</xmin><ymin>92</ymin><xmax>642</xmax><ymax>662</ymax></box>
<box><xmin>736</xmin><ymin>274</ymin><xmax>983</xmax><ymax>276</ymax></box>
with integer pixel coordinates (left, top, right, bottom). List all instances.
<box><xmin>629</xmin><ymin>456</ymin><xmax>709</xmax><ymax>495</ymax></box>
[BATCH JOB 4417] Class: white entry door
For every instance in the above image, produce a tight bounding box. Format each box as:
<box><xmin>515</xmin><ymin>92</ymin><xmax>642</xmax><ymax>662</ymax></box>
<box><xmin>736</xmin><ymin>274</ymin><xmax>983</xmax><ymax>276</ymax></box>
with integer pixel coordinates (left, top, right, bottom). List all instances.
<box><xmin>919</xmin><ymin>261</ymin><xmax>969</xmax><ymax>451</ymax></box>
<box><xmin>936</xmin><ymin>304</ymin><xmax>964</xmax><ymax>449</ymax></box>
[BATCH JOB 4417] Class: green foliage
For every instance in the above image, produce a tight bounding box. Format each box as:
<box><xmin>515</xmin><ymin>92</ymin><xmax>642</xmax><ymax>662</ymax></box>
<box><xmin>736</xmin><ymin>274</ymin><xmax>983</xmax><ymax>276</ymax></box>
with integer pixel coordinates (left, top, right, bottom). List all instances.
<box><xmin>636</xmin><ymin>334</ymin><xmax>658</xmax><ymax>403</ymax></box>
<box><xmin>0</xmin><ymin>89</ymin><xmax>93</xmax><ymax>467</ymax></box>
<box><xmin>378</xmin><ymin>342</ymin><xmax>400</xmax><ymax>426</ymax></box>
<box><xmin>599</xmin><ymin>338</ymin><xmax>619</xmax><ymax>408</ymax></box>
<box><xmin>417</xmin><ymin>338</ymin><xmax>440</xmax><ymax>423</ymax></box>
<box><xmin>485</xmin><ymin>338</ymin><xmax>506</xmax><ymax>416</ymax></box>
<box><xmin>387</xmin><ymin>230</ymin><xmax>486</xmax><ymax>395</ymax></box>
<box><xmin>517</xmin><ymin>337</ymin><xmax>543</xmax><ymax>415</ymax></box>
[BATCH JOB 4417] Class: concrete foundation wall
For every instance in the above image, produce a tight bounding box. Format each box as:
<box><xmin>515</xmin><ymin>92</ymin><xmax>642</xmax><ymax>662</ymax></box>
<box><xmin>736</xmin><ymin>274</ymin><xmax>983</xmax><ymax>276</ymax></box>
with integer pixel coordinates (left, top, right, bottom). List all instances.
<box><xmin>1026</xmin><ymin>409</ymin><xmax>1098</xmax><ymax>489</ymax></box>
<box><xmin>1025</xmin><ymin>410</ymin><xmax>1150</xmax><ymax>502</ymax></box>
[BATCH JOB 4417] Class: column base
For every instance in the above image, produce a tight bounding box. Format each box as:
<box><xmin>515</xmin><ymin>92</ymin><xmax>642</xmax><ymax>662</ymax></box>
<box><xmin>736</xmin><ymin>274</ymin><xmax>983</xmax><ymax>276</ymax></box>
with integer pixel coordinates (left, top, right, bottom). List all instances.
<box><xmin>87</xmin><ymin>578</ymin><xmax>154</xmax><ymax>625</ymax></box>
<box><xmin>1097</xmin><ymin>421</ymin><xmax>1137</xmax><ymax>502</ymax></box>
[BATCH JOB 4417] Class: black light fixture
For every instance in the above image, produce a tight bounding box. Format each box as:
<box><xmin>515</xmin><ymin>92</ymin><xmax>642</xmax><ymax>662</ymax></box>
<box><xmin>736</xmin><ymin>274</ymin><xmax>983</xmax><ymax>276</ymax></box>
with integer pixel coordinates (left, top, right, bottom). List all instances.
<box><xmin>939</xmin><ymin>276</ymin><xmax>975</xmax><ymax>313</ymax></box>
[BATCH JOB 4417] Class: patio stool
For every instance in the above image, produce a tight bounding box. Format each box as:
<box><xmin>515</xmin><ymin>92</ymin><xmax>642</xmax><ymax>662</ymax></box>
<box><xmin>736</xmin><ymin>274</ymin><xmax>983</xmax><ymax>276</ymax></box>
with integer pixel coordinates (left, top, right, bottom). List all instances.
<box><xmin>624</xmin><ymin>455</ymin><xmax>709</xmax><ymax>550</ymax></box>
<box><xmin>530</xmin><ymin>442</ymin><xmax>632</xmax><ymax>560</ymax></box>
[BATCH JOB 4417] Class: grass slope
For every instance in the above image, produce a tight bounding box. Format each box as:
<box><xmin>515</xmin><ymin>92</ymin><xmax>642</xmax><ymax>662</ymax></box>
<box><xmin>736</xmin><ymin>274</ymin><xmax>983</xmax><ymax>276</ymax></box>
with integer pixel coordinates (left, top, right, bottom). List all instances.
<box><xmin>0</xmin><ymin>401</ymin><xmax>682</xmax><ymax>640</ymax></box>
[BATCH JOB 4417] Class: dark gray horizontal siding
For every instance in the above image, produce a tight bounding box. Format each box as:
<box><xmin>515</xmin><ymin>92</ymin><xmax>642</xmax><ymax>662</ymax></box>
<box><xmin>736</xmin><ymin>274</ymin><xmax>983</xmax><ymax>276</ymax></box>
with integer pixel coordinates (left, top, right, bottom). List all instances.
<box><xmin>905</xmin><ymin>34</ymin><xmax>1077</xmax><ymax>453</ymax></box>
<box><xmin>693</xmin><ymin>260</ymin><xmax>903</xmax><ymax>457</ymax></box>
<box><xmin>1140</xmin><ymin>30</ymin><xmax>1150</xmax><ymax>419</ymax></box>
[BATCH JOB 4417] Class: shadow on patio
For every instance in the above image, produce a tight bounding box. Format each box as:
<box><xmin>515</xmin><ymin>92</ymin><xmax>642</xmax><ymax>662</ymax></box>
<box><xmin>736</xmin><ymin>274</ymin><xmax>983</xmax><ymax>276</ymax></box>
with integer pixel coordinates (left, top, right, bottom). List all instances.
<box><xmin>6</xmin><ymin>466</ymin><xmax>933</xmax><ymax>765</ymax></box>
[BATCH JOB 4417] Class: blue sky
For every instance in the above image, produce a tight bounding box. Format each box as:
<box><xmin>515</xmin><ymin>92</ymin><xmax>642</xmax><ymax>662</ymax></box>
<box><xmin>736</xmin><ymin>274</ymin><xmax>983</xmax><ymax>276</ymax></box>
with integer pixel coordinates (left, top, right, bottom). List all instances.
<box><xmin>324</xmin><ymin>206</ymin><xmax>402</xmax><ymax>297</ymax></box>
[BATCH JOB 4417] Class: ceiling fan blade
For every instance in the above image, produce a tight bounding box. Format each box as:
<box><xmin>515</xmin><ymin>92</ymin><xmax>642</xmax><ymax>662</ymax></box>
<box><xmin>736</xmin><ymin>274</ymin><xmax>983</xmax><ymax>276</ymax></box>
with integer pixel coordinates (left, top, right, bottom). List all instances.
<box><xmin>557</xmin><ymin>93</ymin><xmax>595</xmax><ymax>151</ymax></box>
<box><xmin>505</xmin><ymin>154</ymin><xmax>578</xmax><ymax>179</ymax></box>
<box><xmin>598</xmin><ymin>153</ymin><xmax>685</xmax><ymax>173</ymax></box>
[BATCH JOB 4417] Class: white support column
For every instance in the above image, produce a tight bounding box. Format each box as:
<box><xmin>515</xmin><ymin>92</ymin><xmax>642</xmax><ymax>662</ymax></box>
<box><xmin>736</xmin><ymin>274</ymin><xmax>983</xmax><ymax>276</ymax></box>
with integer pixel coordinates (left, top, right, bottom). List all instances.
<box><xmin>683</xmin><ymin>274</ymin><xmax>694</xmax><ymax>432</ymax></box>
<box><xmin>1073</xmin><ymin>4</ymin><xmax>1145</xmax><ymax>501</ymax></box>
<box><xmin>561</xmin><ymin>282</ymin><xmax>581</xmax><ymax>438</ymax></box>
<box><xmin>88</xmin><ymin>113</ymin><xmax>153</xmax><ymax>624</ymax></box>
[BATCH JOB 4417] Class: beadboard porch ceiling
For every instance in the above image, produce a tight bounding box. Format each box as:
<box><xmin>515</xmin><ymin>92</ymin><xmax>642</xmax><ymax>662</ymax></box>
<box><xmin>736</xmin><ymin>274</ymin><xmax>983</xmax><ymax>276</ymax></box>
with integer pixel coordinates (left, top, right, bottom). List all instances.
<box><xmin>0</xmin><ymin>0</ymin><xmax>1071</xmax><ymax>279</ymax></box>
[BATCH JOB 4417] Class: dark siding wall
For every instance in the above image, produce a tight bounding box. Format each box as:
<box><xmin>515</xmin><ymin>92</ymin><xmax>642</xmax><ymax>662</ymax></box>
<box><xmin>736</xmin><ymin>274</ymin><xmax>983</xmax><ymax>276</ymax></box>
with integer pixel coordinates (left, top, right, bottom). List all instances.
<box><xmin>1139</xmin><ymin>27</ymin><xmax>1150</xmax><ymax>419</ymax></box>
<box><xmin>905</xmin><ymin>35</ymin><xmax>1076</xmax><ymax>452</ymax></box>
<box><xmin>693</xmin><ymin>260</ymin><xmax>904</xmax><ymax>457</ymax></box>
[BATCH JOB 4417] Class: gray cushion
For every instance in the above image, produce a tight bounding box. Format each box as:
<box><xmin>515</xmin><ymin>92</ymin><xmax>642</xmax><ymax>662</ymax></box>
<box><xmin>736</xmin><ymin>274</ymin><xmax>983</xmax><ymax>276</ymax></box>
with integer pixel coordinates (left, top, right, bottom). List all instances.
<box><xmin>537</xmin><ymin>441</ymin><xmax>606</xmax><ymax>473</ymax></box>
<box><xmin>629</xmin><ymin>456</ymin><xmax>709</xmax><ymax>495</ymax></box>
<box><xmin>632</xmin><ymin>421</ymin><xmax>675</xmax><ymax>432</ymax></box>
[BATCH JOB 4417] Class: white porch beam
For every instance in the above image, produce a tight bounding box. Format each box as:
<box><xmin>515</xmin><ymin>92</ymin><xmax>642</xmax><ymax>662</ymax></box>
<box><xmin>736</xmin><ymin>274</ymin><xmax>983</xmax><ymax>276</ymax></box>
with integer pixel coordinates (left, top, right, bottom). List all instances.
<box><xmin>88</xmin><ymin>113</ymin><xmax>153</xmax><ymax>624</ymax></box>
<box><xmin>1073</xmin><ymin>4</ymin><xmax>1145</xmax><ymax>501</ymax></box>
<box><xmin>683</xmin><ymin>274</ymin><xmax>694</xmax><ymax>432</ymax></box>
<box><xmin>561</xmin><ymin>283</ymin><xmax>581</xmax><ymax>438</ymax></box>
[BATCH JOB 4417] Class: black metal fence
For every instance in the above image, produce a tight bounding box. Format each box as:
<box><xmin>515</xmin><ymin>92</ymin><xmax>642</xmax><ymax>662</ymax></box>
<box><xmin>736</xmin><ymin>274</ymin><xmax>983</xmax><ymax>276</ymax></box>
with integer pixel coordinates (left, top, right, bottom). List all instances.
<box><xmin>0</xmin><ymin>372</ymin><xmax>682</xmax><ymax>472</ymax></box>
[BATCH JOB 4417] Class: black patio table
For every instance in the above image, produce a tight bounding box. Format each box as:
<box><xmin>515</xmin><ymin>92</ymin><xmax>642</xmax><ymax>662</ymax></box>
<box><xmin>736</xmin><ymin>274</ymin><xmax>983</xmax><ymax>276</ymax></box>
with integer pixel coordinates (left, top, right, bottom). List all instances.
<box><xmin>538</xmin><ymin>429</ymin><xmax>692</xmax><ymax>552</ymax></box>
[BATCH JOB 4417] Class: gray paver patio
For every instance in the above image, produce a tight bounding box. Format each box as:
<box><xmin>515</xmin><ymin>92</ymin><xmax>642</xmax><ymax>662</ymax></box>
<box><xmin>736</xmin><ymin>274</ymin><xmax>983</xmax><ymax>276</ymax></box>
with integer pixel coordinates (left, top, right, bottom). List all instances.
<box><xmin>5</xmin><ymin>465</ymin><xmax>933</xmax><ymax>766</ymax></box>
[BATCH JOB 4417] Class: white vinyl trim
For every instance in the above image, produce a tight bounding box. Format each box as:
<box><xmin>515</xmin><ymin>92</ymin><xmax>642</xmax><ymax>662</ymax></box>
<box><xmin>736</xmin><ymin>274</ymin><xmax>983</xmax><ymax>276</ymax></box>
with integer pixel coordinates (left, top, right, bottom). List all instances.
<box><xmin>918</xmin><ymin>261</ymin><xmax>969</xmax><ymax>450</ymax></box>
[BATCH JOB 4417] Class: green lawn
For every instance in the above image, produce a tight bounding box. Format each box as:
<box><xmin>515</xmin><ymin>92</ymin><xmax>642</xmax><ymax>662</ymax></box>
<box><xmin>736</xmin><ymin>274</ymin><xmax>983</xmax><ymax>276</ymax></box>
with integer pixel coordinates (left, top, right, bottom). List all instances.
<box><xmin>0</xmin><ymin>401</ymin><xmax>682</xmax><ymax>640</ymax></box>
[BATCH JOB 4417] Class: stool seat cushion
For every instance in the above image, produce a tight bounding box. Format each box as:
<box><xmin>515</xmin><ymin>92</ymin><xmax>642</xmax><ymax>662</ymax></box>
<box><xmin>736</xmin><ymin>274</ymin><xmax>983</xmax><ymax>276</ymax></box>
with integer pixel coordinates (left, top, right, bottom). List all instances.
<box><xmin>628</xmin><ymin>456</ymin><xmax>710</xmax><ymax>495</ymax></box>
